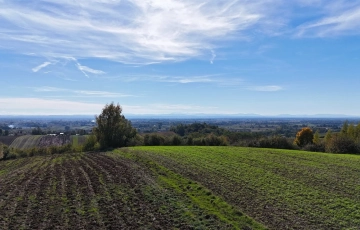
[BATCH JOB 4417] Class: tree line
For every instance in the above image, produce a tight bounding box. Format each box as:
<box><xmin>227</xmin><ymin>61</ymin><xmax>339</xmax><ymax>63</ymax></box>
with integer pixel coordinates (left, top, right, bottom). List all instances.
<box><xmin>2</xmin><ymin>103</ymin><xmax>360</xmax><ymax>161</ymax></box>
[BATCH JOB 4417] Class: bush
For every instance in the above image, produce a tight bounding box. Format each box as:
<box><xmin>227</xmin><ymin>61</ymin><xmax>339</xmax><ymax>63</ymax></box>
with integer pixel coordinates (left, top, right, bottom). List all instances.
<box><xmin>144</xmin><ymin>134</ymin><xmax>165</xmax><ymax>146</ymax></box>
<box><xmin>325</xmin><ymin>135</ymin><xmax>359</xmax><ymax>154</ymax></box>
<box><xmin>248</xmin><ymin>136</ymin><xmax>296</xmax><ymax>150</ymax></box>
<box><xmin>83</xmin><ymin>135</ymin><xmax>99</xmax><ymax>151</ymax></box>
<box><xmin>302</xmin><ymin>143</ymin><xmax>325</xmax><ymax>152</ymax></box>
<box><xmin>171</xmin><ymin>135</ymin><xmax>183</xmax><ymax>146</ymax></box>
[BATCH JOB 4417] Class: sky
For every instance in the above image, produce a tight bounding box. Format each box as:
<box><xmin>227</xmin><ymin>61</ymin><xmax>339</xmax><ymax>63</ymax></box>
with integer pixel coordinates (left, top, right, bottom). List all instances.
<box><xmin>1</xmin><ymin>0</ymin><xmax>360</xmax><ymax>116</ymax></box>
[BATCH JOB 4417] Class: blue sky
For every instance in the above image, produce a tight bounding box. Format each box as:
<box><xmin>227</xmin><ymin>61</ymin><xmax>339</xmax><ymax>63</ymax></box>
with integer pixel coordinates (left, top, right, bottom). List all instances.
<box><xmin>1</xmin><ymin>0</ymin><xmax>360</xmax><ymax>116</ymax></box>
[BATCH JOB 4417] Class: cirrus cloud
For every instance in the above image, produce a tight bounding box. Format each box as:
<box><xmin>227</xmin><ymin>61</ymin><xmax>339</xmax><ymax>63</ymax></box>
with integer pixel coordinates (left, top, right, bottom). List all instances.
<box><xmin>0</xmin><ymin>0</ymin><xmax>278</xmax><ymax>64</ymax></box>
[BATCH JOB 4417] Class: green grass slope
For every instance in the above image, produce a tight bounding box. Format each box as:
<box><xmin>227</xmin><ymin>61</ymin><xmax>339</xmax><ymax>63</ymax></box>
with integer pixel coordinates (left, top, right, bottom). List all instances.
<box><xmin>116</xmin><ymin>146</ymin><xmax>360</xmax><ymax>229</ymax></box>
<box><xmin>9</xmin><ymin>135</ymin><xmax>43</xmax><ymax>149</ymax></box>
<box><xmin>0</xmin><ymin>151</ymin><xmax>264</xmax><ymax>230</ymax></box>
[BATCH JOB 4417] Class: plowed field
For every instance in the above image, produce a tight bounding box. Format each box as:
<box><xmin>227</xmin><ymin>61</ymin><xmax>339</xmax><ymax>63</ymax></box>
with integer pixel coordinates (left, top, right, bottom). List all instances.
<box><xmin>8</xmin><ymin>135</ymin><xmax>43</xmax><ymax>149</ymax></box>
<box><xmin>0</xmin><ymin>151</ymin><xmax>263</xmax><ymax>229</ymax></box>
<box><xmin>0</xmin><ymin>136</ymin><xmax>17</xmax><ymax>146</ymax></box>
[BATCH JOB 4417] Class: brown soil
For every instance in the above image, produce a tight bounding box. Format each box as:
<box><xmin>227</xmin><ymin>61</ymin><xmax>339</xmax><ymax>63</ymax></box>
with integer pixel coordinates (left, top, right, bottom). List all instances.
<box><xmin>0</xmin><ymin>153</ymin><xmax>236</xmax><ymax>229</ymax></box>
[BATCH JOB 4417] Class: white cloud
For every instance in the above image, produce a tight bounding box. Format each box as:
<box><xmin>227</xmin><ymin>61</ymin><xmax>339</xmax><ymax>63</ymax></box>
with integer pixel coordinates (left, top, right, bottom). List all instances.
<box><xmin>116</xmin><ymin>74</ymin><xmax>220</xmax><ymax>84</ymax></box>
<box><xmin>76</xmin><ymin>63</ymin><xmax>105</xmax><ymax>76</ymax></box>
<box><xmin>0</xmin><ymin>0</ymin><xmax>276</xmax><ymax>63</ymax></box>
<box><xmin>0</xmin><ymin>98</ymin><xmax>103</xmax><ymax>115</ymax></box>
<box><xmin>122</xmin><ymin>103</ymin><xmax>219</xmax><ymax>114</ymax></box>
<box><xmin>32</xmin><ymin>61</ymin><xmax>52</xmax><ymax>72</ymax></box>
<box><xmin>210</xmin><ymin>50</ymin><xmax>216</xmax><ymax>64</ymax></box>
<box><xmin>0</xmin><ymin>98</ymin><xmax>221</xmax><ymax>115</ymax></box>
<box><xmin>296</xmin><ymin>2</ymin><xmax>360</xmax><ymax>37</ymax></box>
<box><xmin>33</xmin><ymin>86</ymin><xmax>66</xmax><ymax>92</ymax></box>
<box><xmin>249</xmin><ymin>85</ymin><xmax>283</xmax><ymax>92</ymax></box>
<box><xmin>74</xmin><ymin>90</ymin><xmax>133</xmax><ymax>97</ymax></box>
<box><xmin>32</xmin><ymin>87</ymin><xmax>133</xmax><ymax>98</ymax></box>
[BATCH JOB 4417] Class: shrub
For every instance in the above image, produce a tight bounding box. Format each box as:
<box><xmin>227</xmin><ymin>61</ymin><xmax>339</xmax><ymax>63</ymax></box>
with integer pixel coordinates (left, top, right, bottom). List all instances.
<box><xmin>325</xmin><ymin>134</ymin><xmax>359</xmax><ymax>154</ymax></box>
<box><xmin>302</xmin><ymin>143</ymin><xmax>325</xmax><ymax>152</ymax></box>
<box><xmin>248</xmin><ymin>136</ymin><xmax>296</xmax><ymax>150</ymax></box>
<box><xmin>171</xmin><ymin>135</ymin><xmax>183</xmax><ymax>146</ymax></box>
<box><xmin>83</xmin><ymin>135</ymin><xmax>99</xmax><ymax>151</ymax></box>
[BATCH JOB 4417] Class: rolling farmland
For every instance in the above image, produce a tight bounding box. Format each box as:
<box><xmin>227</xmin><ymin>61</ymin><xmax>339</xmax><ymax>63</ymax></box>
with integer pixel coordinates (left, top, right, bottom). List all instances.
<box><xmin>9</xmin><ymin>135</ymin><xmax>43</xmax><ymax>149</ymax></box>
<box><xmin>1</xmin><ymin>146</ymin><xmax>360</xmax><ymax>229</ymax></box>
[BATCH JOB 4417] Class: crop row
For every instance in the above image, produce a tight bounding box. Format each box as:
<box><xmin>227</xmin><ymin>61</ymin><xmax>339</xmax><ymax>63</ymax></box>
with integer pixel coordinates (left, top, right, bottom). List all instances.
<box><xmin>9</xmin><ymin>135</ymin><xmax>43</xmax><ymax>150</ymax></box>
<box><xmin>0</xmin><ymin>151</ymin><xmax>263</xmax><ymax>229</ymax></box>
<box><xmin>123</xmin><ymin>146</ymin><xmax>360</xmax><ymax>229</ymax></box>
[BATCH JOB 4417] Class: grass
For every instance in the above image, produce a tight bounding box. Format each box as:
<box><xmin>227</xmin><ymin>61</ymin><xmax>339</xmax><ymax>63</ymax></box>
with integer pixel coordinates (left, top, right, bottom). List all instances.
<box><xmin>115</xmin><ymin>146</ymin><xmax>360</xmax><ymax>229</ymax></box>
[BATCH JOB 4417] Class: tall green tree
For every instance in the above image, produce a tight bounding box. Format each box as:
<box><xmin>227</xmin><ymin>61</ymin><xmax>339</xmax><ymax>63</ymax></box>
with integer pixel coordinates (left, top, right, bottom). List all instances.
<box><xmin>93</xmin><ymin>102</ymin><xmax>136</xmax><ymax>149</ymax></box>
<box><xmin>347</xmin><ymin>124</ymin><xmax>356</xmax><ymax>139</ymax></box>
<box><xmin>341</xmin><ymin>120</ymin><xmax>349</xmax><ymax>135</ymax></box>
<box><xmin>355</xmin><ymin>123</ymin><xmax>360</xmax><ymax>139</ymax></box>
<box><xmin>313</xmin><ymin>130</ymin><xmax>320</xmax><ymax>145</ymax></box>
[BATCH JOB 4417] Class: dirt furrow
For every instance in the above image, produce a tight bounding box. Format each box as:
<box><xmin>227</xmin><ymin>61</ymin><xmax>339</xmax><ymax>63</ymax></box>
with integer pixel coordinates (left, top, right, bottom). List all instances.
<box><xmin>0</xmin><ymin>158</ymin><xmax>50</xmax><ymax>229</ymax></box>
<box><xmin>25</xmin><ymin>159</ymin><xmax>56</xmax><ymax>229</ymax></box>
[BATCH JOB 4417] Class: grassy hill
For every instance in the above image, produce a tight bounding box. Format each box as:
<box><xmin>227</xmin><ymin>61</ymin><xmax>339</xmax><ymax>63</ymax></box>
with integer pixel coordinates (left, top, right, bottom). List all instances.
<box><xmin>1</xmin><ymin>146</ymin><xmax>360</xmax><ymax>229</ymax></box>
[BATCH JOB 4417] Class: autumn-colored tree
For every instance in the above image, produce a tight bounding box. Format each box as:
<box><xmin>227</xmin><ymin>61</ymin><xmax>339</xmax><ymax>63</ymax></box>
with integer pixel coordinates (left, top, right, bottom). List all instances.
<box><xmin>294</xmin><ymin>127</ymin><xmax>314</xmax><ymax>147</ymax></box>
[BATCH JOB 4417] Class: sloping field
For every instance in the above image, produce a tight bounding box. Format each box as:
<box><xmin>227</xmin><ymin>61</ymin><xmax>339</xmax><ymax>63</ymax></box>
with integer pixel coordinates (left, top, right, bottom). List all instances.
<box><xmin>0</xmin><ymin>152</ymin><xmax>263</xmax><ymax>229</ymax></box>
<box><xmin>117</xmin><ymin>146</ymin><xmax>360</xmax><ymax>229</ymax></box>
<box><xmin>2</xmin><ymin>146</ymin><xmax>359</xmax><ymax>229</ymax></box>
<box><xmin>9</xmin><ymin>135</ymin><xmax>43</xmax><ymax>149</ymax></box>
<box><xmin>0</xmin><ymin>136</ymin><xmax>17</xmax><ymax>146</ymax></box>
<box><xmin>38</xmin><ymin>135</ymin><xmax>70</xmax><ymax>147</ymax></box>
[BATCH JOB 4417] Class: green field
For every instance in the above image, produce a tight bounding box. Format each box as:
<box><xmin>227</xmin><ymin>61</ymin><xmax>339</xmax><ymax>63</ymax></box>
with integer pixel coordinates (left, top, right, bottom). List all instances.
<box><xmin>9</xmin><ymin>135</ymin><xmax>43</xmax><ymax>149</ymax></box>
<box><xmin>1</xmin><ymin>146</ymin><xmax>360</xmax><ymax>229</ymax></box>
<box><xmin>117</xmin><ymin>146</ymin><xmax>360</xmax><ymax>229</ymax></box>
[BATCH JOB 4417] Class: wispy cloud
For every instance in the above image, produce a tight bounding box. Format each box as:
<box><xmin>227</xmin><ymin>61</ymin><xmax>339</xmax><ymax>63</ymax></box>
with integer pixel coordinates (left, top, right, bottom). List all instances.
<box><xmin>249</xmin><ymin>85</ymin><xmax>283</xmax><ymax>92</ymax></box>
<box><xmin>74</xmin><ymin>90</ymin><xmax>132</xmax><ymax>98</ymax></box>
<box><xmin>0</xmin><ymin>98</ymin><xmax>222</xmax><ymax>115</ymax></box>
<box><xmin>32</xmin><ymin>87</ymin><xmax>133</xmax><ymax>98</ymax></box>
<box><xmin>32</xmin><ymin>61</ymin><xmax>52</xmax><ymax>72</ymax></box>
<box><xmin>76</xmin><ymin>63</ymin><xmax>105</xmax><ymax>77</ymax></box>
<box><xmin>296</xmin><ymin>2</ymin><xmax>360</xmax><ymax>37</ymax></box>
<box><xmin>33</xmin><ymin>86</ymin><xmax>66</xmax><ymax>92</ymax></box>
<box><xmin>0</xmin><ymin>0</ymin><xmax>278</xmax><ymax>64</ymax></box>
<box><xmin>122</xmin><ymin>103</ymin><xmax>219</xmax><ymax>114</ymax></box>
<box><xmin>0</xmin><ymin>98</ymin><xmax>103</xmax><ymax>115</ymax></box>
<box><xmin>210</xmin><ymin>50</ymin><xmax>216</xmax><ymax>64</ymax></box>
